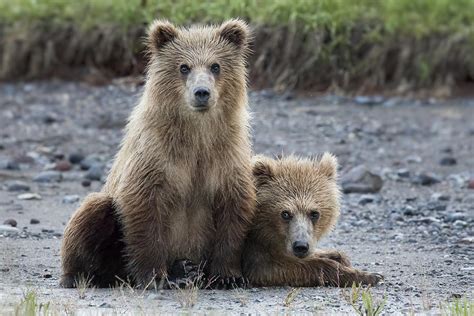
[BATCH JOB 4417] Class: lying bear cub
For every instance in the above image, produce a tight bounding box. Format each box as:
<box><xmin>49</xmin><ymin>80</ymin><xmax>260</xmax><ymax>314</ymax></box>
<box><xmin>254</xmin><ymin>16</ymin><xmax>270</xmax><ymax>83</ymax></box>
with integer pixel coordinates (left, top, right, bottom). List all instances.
<box><xmin>174</xmin><ymin>153</ymin><xmax>383</xmax><ymax>288</ymax></box>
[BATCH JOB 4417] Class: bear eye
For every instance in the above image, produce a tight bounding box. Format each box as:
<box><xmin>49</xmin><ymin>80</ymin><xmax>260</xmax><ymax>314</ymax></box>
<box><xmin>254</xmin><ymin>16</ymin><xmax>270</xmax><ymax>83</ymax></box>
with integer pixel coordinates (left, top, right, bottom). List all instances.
<box><xmin>281</xmin><ymin>210</ymin><xmax>292</xmax><ymax>221</ymax></box>
<box><xmin>180</xmin><ymin>64</ymin><xmax>190</xmax><ymax>75</ymax></box>
<box><xmin>309</xmin><ymin>211</ymin><xmax>320</xmax><ymax>221</ymax></box>
<box><xmin>210</xmin><ymin>63</ymin><xmax>220</xmax><ymax>74</ymax></box>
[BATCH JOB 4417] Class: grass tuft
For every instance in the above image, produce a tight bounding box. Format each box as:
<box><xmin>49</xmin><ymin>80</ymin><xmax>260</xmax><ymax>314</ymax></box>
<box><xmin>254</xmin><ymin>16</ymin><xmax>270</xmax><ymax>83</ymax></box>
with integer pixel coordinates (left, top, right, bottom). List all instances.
<box><xmin>342</xmin><ymin>283</ymin><xmax>386</xmax><ymax>316</ymax></box>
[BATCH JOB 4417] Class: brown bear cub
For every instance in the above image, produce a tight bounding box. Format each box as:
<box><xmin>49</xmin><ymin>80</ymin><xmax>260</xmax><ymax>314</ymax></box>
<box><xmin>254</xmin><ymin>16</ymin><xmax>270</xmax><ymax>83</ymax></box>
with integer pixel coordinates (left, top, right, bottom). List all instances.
<box><xmin>60</xmin><ymin>19</ymin><xmax>256</xmax><ymax>289</ymax></box>
<box><xmin>241</xmin><ymin>153</ymin><xmax>383</xmax><ymax>287</ymax></box>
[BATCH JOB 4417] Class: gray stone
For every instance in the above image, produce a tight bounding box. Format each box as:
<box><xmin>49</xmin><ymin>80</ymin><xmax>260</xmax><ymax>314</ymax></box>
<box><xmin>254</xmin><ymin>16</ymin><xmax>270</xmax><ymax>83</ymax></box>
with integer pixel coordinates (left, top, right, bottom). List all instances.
<box><xmin>80</xmin><ymin>155</ymin><xmax>102</xmax><ymax>170</ymax></box>
<box><xmin>0</xmin><ymin>225</ymin><xmax>19</xmax><ymax>234</ymax></box>
<box><xmin>62</xmin><ymin>195</ymin><xmax>80</xmax><ymax>204</ymax></box>
<box><xmin>3</xmin><ymin>219</ymin><xmax>17</xmax><ymax>227</ymax></box>
<box><xmin>341</xmin><ymin>165</ymin><xmax>383</xmax><ymax>193</ymax></box>
<box><xmin>85</xmin><ymin>164</ymin><xmax>104</xmax><ymax>181</ymax></box>
<box><xmin>358</xmin><ymin>194</ymin><xmax>376</xmax><ymax>205</ymax></box>
<box><xmin>17</xmin><ymin>193</ymin><xmax>42</xmax><ymax>200</ymax></box>
<box><xmin>412</xmin><ymin>173</ymin><xmax>441</xmax><ymax>186</ymax></box>
<box><xmin>445</xmin><ymin>213</ymin><xmax>466</xmax><ymax>223</ymax></box>
<box><xmin>33</xmin><ymin>170</ymin><xmax>63</xmax><ymax>183</ymax></box>
<box><xmin>6</xmin><ymin>181</ymin><xmax>30</xmax><ymax>192</ymax></box>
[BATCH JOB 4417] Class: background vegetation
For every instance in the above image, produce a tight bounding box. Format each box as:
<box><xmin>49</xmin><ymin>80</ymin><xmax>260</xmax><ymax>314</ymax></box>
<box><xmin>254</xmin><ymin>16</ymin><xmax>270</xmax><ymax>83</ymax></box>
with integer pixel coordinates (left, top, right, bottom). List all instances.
<box><xmin>1</xmin><ymin>0</ymin><xmax>474</xmax><ymax>92</ymax></box>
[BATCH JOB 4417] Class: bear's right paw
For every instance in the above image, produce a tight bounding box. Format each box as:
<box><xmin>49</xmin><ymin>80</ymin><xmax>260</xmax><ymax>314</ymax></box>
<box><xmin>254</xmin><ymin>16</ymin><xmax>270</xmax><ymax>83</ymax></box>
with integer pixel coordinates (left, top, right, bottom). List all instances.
<box><xmin>59</xmin><ymin>274</ymin><xmax>76</xmax><ymax>288</ymax></box>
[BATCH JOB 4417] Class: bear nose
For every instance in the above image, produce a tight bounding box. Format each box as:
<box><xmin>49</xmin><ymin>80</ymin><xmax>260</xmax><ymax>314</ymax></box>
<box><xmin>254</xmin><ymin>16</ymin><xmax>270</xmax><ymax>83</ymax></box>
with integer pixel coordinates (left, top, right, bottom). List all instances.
<box><xmin>292</xmin><ymin>241</ymin><xmax>309</xmax><ymax>258</ymax></box>
<box><xmin>193</xmin><ymin>87</ymin><xmax>210</xmax><ymax>105</ymax></box>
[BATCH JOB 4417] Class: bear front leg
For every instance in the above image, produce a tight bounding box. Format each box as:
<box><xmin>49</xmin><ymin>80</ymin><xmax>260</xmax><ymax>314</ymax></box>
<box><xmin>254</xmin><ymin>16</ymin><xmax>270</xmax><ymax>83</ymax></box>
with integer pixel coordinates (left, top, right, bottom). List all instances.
<box><xmin>314</xmin><ymin>249</ymin><xmax>352</xmax><ymax>267</ymax></box>
<box><xmin>306</xmin><ymin>257</ymin><xmax>383</xmax><ymax>287</ymax></box>
<box><xmin>209</xmin><ymin>175</ymin><xmax>256</xmax><ymax>289</ymax></box>
<box><xmin>117</xmin><ymin>195</ymin><xmax>171</xmax><ymax>289</ymax></box>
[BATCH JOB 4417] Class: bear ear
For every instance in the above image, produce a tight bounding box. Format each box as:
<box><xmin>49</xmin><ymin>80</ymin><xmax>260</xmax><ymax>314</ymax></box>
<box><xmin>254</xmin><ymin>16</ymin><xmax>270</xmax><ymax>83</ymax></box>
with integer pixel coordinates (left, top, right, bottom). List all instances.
<box><xmin>252</xmin><ymin>155</ymin><xmax>274</xmax><ymax>186</ymax></box>
<box><xmin>318</xmin><ymin>152</ymin><xmax>338</xmax><ymax>180</ymax></box>
<box><xmin>218</xmin><ymin>18</ymin><xmax>250</xmax><ymax>49</ymax></box>
<box><xmin>148</xmin><ymin>20</ymin><xmax>178</xmax><ymax>52</ymax></box>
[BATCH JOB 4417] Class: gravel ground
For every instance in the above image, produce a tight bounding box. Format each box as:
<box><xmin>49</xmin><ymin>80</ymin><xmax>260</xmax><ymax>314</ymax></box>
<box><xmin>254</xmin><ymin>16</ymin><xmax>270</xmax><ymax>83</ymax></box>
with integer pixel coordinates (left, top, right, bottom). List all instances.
<box><xmin>0</xmin><ymin>81</ymin><xmax>473</xmax><ymax>314</ymax></box>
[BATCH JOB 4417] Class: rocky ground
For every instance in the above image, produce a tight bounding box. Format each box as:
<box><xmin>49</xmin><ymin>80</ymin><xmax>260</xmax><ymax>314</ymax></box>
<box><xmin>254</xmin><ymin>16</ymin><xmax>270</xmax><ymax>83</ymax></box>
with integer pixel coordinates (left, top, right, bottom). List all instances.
<box><xmin>0</xmin><ymin>81</ymin><xmax>473</xmax><ymax>314</ymax></box>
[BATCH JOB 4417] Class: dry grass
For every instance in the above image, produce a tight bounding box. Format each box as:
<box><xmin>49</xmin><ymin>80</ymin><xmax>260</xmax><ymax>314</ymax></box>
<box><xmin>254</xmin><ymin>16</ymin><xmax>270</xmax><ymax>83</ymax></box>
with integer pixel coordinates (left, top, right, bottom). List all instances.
<box><xmin>342</xmin><ymin>283</ymin><xmax>386</xmax><ymax>316</ymax></box>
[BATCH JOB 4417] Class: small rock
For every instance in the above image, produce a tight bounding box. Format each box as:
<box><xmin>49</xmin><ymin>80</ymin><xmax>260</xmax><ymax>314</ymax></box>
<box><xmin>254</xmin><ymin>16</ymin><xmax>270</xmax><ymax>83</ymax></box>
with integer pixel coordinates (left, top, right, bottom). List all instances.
<box><xmin>406</xmin><ymin>155</ymin><xmax>422</xmax><ymax>164</ymax></box>
<box><xmin>458</xmin><ymin>236</ymin><xmax>474</xmax><ymax>244</ymax></box>
<box><xmin>85</xmin><ymin>164</ymin><xmax>104</xmax><ymax>181</ymax></box>
<box><xmin>0</xmin><ymin>225</ymin><xmax>19</xmax><ymax>234</ymax></box>
<box><xmin>426</xmin><ymin>201</ymin><xmax>447</xmax><ymax>211</ymax></box>
<box><xmin>430</xmin><ymin>193</ymin><xmax>450</xmax><ymax>201</ymax></box>
<box><xmin>80</xmin><ymin>155</ymin><xmax>102</xmax><ymax>170</ymax></box>
<box><xmin>445</xmin><ymin>213</ymin><xmax>466</xmax><ymax>223</ymax></box>
<box><xmin>30</xmin><ymin>218</ymin><xmax>40</xmax><ymax>224</ymax></box>
<box><xmin>342</xmin><ymin>165</ymin><xmax>383</xmax><ymax>193</ymax></box>
<box><xmin>358</xmin><ymin>194</ymin><xmax>376</xmax><ymax>205</ymax></box>
<box><xmin>54</xmin><ymin>160</ymin><xmax>72</xmax><ymax>172</ymax></box>
<box><xmin>33</xmin><ymin>171</ymin><xmax>62</xmax><ymax>183</ymax></box>
<box><xmin>354</xmin><ymin>95</ymin><xmax>384</xmax><ymax>106</ymax></box>
<box><xmin>396</xmin><ymin>169</ymin><xmax>410</xmax><ymax>178</ymax></box>
<box><xmin>6</xmin><ymin>181</ymin><xmax>30</xmax><ymax>192</ymax></box>
<box><xmin>468</xmin><ymin>179</ymin><xmax>474</xmax><ymax>189</ymax></box>
<box><xmin>439</xmin><ymin>157</ymin><xmax>457</xmax><ymax>166</ymax></box>
<box><xmin>43</xmin><ymin>274</ymin><xmax>52</xmax><ymax>279</ymax></box>
<box><xmin>62</xmin><ymin>195</ymin><xmax>80</xmax><ymax>204</ymax></box>
<box><xmin>81</xmin><ymin>180</ymin><xmax>91</xmax><ymax>187</ymax></box>
<box><xmin>0</xmin><ymin>159</ymin><xmax>20</xmax><ymax>170</ymax></box>
<box><xmin>17</xmin><ymin>193</ymin><xmax>42</xmax><ymax>200</ymax></box>
<box><xmin>403</xmin><ymin>205</ymin><xmax>420</xmax><ymax>216</ymax></box>
<box><xmin>69</xmin><ymin>152</ymin><xmax>85</xmax><ymax>165</ymax></box>
<box><xmin>99</xmin><ymin>303</ymin><xmax>113</xmax><ymax>308</ymax></box>
<box><xmin>3</xmin><ymin>219</ymin><xmax>17</xmax><ymax>227</ymax></box>
<box><xmin>412</xmin><ymin>173</ymin><xmax>441</xmax><ymax>186</ymax></box>
<box><xmin>454</xmin><ymin>220</ymin><xmax>468</xmax><ymax>228</ymax></box>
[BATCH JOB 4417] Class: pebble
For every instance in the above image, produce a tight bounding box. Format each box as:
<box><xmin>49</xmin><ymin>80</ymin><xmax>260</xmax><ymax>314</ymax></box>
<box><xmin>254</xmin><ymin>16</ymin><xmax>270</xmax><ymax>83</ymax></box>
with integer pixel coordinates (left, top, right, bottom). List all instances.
<box><xmin>458</xmin><ymin>236</ymin><xmax>474</xmax><ymax>244</ymax></box>
<box><xmin>396</xmin><ymin>168</ymin><xmax>410</xmax><ymax>178</ymax></box>
<box><xmin>341</xmin><ymin>165</ymin><xmax>383</xmax><ymax>193</ymax></box>
<box><xmin>6</xmin><ymin>181</ymin><xmax>30</xmax><ymax>192</ymax></box>
<box><xmin>445</xmin><ymin>213</ymin><xmax>466</xmax><ymax>223</ymax></box>
<box><xmin>69</xmin><ymin>152</ymin><xmax>85</xmax><ymax>165</ymax></box>
<box><xmin>3</xmin><ymin>219</ymin><xmax>17</xmax><ymax>227</ymax></box>
<box><xmin>358</xmin><ymin>194</ymin><xmax>376</xmax><ymax>205</ymax></box>
<box><xmin>30</xmin><ymin>218</ymin><xmax>40</xmax><ymax>224</ymax></box>
<box><xmin>54</xmin><ymin>160</ymin><xmax>72</xmax><ymax>172</ymax></box>
<box><xmin>354</xmin><ymin>95</ymin><xmax>385</xmax><ymax>106</ymax></box>
<box><xmin>430</xmin><ymin>193</ymin><xmax>450</xmax><ymax>201</ymax></box>
<box><xmin>406</xmin><ymin>155</ymin><xmax>422</xmax><ymax>164</ymax></box>
<box><xmin>17</xmin><ymin>193</ymin><xmax>42</xmax><ymax>200</ymax></box>
<box><xmin>468</xmin><ymin>179</ymin><xmax>474</xmax><ymax>189</ymax></box>
<box><xmin>33</xmin><ymin>171</ymin><xmax>63</xmax><ymax>183</ymax></box>
<box><xmin>80</xmin><ymin>155</ymin><xmax>102</xmax><ymax>170</ymax></box>
<box><xmin>81</xmin><ymin>180</ymin><xmax>91</xmax><ymax>187</ymax></box>
<box><xmin>62</xmin><ymin>195</ymin><xmax>80</xmax><ymax>204</ymax></box>
<box><xmin>85</xmin><ymin>164</ymin><xmax>104</xmax><ymax>181</ymax></box>
<box><xmin>439</xmin><ymin>157</ymin><xmax>457</xmax><ymax>166</ymax></box>
<box><xmin>412</xmin><ymin>173</ymin><xmax>441</xmax><ymax>186</ymax></box>
<box><xmin>0</xmin><ymin>159</ymin><xmax>20</xmax><ymax>170</ymax></box>
<box><xmin>0</xmin><ymin>225</ymin><xmax>19</xmax><ymax>234</ymax></box>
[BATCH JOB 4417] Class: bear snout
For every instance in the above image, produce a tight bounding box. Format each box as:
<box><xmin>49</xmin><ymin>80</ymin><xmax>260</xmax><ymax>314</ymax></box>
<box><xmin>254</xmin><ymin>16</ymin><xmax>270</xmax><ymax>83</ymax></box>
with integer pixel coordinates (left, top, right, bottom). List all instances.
<box><xmin>292</xmin><ymin>241</ymin><xmax>309</xmax><ymax>258</ymax></box>
<box><xmin>193</xmin><ymin>87</ymin><xmax>211</xmax><ymax>108</ymax></box>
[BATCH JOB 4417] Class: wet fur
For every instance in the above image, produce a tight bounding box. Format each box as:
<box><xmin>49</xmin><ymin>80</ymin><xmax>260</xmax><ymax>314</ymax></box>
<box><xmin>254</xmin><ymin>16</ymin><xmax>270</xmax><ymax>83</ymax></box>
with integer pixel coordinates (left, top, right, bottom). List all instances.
<box><xmin>60</xmin><ymin>19</ymin><xmax>255</xmax><ymax>287</ymax></box>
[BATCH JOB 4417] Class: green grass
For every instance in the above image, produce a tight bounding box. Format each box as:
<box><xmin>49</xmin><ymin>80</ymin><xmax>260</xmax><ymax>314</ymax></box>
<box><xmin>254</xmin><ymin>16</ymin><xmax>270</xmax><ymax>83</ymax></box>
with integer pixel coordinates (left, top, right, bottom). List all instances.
<box><xmin>441</xmin><ymin>297</ymin><xmax>474</xmax><ymax>316</ymax></box>
<box><xmin>1</xmin><ymin>0</ymin><xmax>473</xmax><ymax>35</ymax></box>
<box><xmin>14</xmin><ymin>290</ymin><xmax>54</xmax><ymax>316</ymax></box>
<box><xmin>1</xmin><ymin>0</ymin><xmax>474</xmax><ymax>91</ymax></box>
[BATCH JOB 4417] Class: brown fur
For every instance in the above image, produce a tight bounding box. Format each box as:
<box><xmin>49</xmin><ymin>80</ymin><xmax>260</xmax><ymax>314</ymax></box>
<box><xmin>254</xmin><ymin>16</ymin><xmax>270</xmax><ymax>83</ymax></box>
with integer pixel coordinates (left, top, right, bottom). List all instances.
<box><xmin>60</xmin><ymin>19</ymin><xmax>255</xmax><ymax>288</ymax></box>
<box><xmin>242</xmin><ymin>154</ymin><xmax>383</xmax><ymax>287</ymax></box>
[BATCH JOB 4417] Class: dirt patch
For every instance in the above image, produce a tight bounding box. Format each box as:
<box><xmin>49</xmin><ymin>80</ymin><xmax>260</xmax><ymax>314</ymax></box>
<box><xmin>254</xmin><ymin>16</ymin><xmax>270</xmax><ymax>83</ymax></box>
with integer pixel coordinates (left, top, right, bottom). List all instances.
<box><xmin>0</xmin><ymin>82</ymin><xmax>473</xmax><ymax>313</ymax></box>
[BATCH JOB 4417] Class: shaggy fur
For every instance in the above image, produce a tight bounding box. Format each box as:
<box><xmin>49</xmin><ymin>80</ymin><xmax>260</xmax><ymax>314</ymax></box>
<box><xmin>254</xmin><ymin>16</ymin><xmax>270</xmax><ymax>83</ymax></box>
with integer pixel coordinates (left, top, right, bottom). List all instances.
<box><xmin>60</xmin><ymin>19</ymin><xmax>255</xmax><ymax>288</ymax></box>
<box><xmin>242</xmin><ymin>154</ymin><xmax>383</xmax><ymax>287</ymax></box>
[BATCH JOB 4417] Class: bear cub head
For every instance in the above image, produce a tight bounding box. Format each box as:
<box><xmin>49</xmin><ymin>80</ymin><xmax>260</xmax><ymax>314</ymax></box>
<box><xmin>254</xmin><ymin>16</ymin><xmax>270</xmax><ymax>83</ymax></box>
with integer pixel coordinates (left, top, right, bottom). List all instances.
<box><xmin>146</xmin><ymin>19</ymin><xmax>250</xmax><ymax>113</ymax></box>
<box><xmin>251</xmin><ymin>153</ymin><xmax>341</xmax><ymax>259</ymax></box>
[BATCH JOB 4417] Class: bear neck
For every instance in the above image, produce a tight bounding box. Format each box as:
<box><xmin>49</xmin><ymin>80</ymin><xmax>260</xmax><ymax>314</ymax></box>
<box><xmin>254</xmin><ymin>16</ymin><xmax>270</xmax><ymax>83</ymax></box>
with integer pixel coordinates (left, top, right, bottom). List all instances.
<box><xmin>126</xmin><ymin>88</ymin><xmax>250</xmax><ymax>159</ymax></box>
